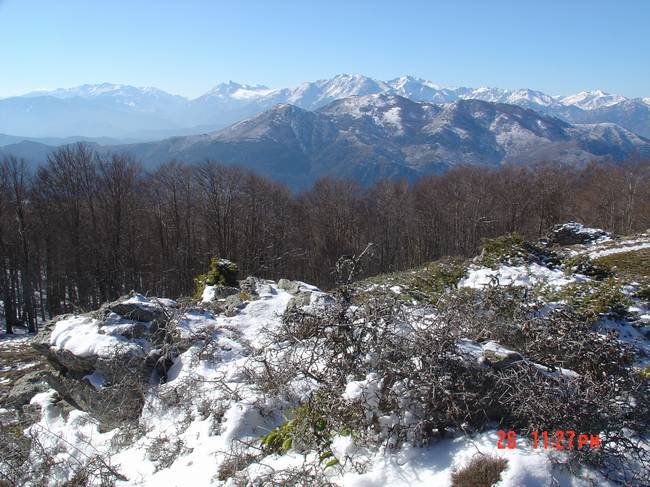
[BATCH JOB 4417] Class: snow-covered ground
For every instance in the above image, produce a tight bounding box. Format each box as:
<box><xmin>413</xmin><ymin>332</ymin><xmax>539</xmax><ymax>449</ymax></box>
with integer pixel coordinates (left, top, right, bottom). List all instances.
<box><xmin>16</xmin><ymin>279</ymin><xmax>624</xmax><ymax>486</ymax></box>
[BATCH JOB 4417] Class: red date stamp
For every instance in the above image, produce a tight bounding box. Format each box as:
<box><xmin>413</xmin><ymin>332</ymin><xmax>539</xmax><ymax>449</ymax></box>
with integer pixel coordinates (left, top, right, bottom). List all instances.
<box><xmin>497</xmin><ymin>430</ymin><xmax>601</xmax><ymax>450</ymax></box>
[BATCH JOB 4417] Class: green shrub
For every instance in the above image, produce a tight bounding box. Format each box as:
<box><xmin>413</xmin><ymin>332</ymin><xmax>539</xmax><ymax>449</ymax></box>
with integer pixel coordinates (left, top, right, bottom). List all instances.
<box><xmin>194</xmin><ymin>258</ymin><xmax>239</xmax><ymax>299</ymax></box>
<box><xmin>634</xmin><ymin>284</ymin><xmax>650</xmax><ymax>303</ymax></box>
<box><xmin>260</xmin><ymin>402</ymin><xmax>341</xmax><ymax>468</ymax></box>
<box><xmin>355</xmin><ymin>257</ymin><xmax>467</xmax><ymax>304</ymax></box>
<box><xmin>595</xmin><ymin>248</ymin><xmax>650</xmax><ymax>282</ymax></box>
<box><xmin>416</xmin><ymin>258</ymin><xmax>467</xmax><ymax>296</ymax></box>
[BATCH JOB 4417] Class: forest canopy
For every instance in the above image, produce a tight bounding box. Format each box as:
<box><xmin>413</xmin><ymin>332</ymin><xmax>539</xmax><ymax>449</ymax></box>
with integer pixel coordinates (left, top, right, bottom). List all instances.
<box><xmin>1</xmin><ymin>143</ymin><xmax>649</xmax><ymax>330</ymax></box>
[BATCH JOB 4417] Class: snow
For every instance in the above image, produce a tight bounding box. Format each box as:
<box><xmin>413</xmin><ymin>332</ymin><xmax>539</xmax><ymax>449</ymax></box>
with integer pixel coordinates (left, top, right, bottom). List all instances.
<box><xmin>459</xmin><ymin>263</ymin><xmax>586</xmax><ymax>289</ymax></box>
<box><xmin>333</xmin><ymin>432</ymin><xmax>611</xmax><ymax>487</ymax></box>
<box><xmin>559</xmin><ymin>90</ymin><xmax>627</xmax><ymax>110</ymax></box>
<box><xmin>201</xmin><ymin>285</ymin><xmax>217</xmax><ymax>303</ymax></box>
<box><xmin>589</xmin><ymin>242</ymin><xmax>650</xmax><ymax>259</ymax></box>
<box><xmin>49</xmin><ymin>315</ymin><xmax>144</xmax><ymax>358</ymax></box>
<box><xmin>83</xmin><ymin>371</ymin><xmax>106</xmax><ymax>389</ymax></box>
<box><xmin>12</xmin><ymin>274</ymin><xmax>643</xmax><ymax>486</ymax></box>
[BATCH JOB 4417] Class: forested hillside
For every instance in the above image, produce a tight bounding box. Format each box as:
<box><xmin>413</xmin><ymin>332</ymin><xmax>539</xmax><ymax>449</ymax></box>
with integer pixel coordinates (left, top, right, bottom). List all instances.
<box><xmin>1</xmin><ymin>144</ymin><xmax>649</xmax><ymax>331</ymax></box>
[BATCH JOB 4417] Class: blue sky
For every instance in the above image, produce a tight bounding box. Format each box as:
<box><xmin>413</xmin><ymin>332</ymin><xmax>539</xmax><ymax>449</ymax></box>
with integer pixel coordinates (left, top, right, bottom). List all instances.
<box><xmin>1</xmin><ymin>0</ymin><xmax>648</xmax><ymax>98</ymax></box>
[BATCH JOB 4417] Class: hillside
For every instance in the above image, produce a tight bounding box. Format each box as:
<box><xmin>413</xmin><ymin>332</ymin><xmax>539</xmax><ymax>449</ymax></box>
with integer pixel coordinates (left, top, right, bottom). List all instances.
<box><xmin>116</xmin><ymin>95</ymin><xmax>650</xmax><ymax>188</ymax></box>
<box><xmin>1</xmin><ymin>223</ymin><xmax>649</xmax><ymax>486</ymax></box>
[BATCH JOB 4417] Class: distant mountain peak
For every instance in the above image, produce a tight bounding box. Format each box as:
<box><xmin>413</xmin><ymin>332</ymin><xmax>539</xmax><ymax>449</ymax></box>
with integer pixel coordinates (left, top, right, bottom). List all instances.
<box><xmin>3</xmin><ymin>75</ymin><xmax>649</xmax><ymax>140</ymax></box>
<box><xmin>22</xmin><ymin>83</ymin><xmax>172</xmax><ymax>99</ymax></box>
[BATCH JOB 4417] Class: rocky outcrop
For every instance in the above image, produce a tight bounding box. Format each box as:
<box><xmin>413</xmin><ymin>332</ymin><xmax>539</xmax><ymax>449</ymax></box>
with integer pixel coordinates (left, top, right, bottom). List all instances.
<box><xmin>31</xmin><ymin>292</ymin><xmax>178</xmax><ymax>426</ymax></box>
<box><xmin>546</xmin><ymin>222</ymin><xmax>611</xmax><ymax>246</ymax></box>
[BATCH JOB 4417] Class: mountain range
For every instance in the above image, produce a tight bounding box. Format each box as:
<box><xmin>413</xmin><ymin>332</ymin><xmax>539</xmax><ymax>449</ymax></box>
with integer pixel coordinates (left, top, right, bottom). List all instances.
<box><xmin>111</xmin><ymin>94</ymin><xmax>650</xmax><ymax>189</ymax></box>
<box><xmin>1</xmin><ymin>75</ymin><xmax>649</xmax><ymax>140</ymax></box>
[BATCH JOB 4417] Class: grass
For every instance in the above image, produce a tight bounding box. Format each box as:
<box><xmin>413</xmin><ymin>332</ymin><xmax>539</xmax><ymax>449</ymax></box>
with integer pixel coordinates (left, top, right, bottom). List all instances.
<box><xmin>355</xmin><ymin>257</ymin><xmax>467</xmax><ymax>304</ymax></box>
<box><xmin>594</xmin><ymin>248</ymin><xmax>650</xmax><ymax>284</ymax></box>
<box><xmin>451</xmin><ymin>455</ymin><xmax>508</xmax><ymax>487</ymax></box>
<box><xmin>479</xmin><ymin>233</ymin><xmax>525</xmax><ymax>268</ymax></box>
<box><xmin>542</xmin><ymin>278</ymin><xmax>631</xmax><ymax>322</ymax></box>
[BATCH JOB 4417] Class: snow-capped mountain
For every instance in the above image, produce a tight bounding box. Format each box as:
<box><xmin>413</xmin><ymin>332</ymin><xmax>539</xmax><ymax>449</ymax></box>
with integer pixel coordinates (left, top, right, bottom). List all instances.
<box><xmin>1</xmin><ymin>75</ymin><xmax>648</xmax><ymax>139</ymax></box>
<box><xmin>198</xmin><ymin>80</ymin><xmax>275</xmax><ymax>100</ymax></box>
<box><xmin>558</xmin><ymin>90</ymin><xmax>628</xmax><ymax>110</ymax></box>
<box><xmin>23</xmin><ymin>82</ymin><xmax>174</xmax><ymax>100</ymax></box>
<box><xmin>116</xmin><ymin>94</ymin><xmax>650</xmax><ymax>189</ymax></box>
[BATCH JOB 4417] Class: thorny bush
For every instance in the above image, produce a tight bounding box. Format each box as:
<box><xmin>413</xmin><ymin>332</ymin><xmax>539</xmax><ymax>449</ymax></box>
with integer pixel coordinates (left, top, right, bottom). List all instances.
<box><xmin>248</xmin><ymin>282</ymin><xmax>649</xmax><ymax>485</ymax></box>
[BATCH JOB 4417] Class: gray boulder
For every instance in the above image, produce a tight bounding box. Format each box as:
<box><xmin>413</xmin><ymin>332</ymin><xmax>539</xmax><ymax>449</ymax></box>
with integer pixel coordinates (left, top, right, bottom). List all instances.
<box><xmin>6</xmin><ymin>370</ymin><xmax>51</xmax><ymax>408</ymax></box>
<box><xmin>30</xmin><ymin>293</ymin><xmax>178</xmax><ymax>426</ymax></box>
<box><xmin>223</xmin><ymin>294</ymin><xmax>244</xmax><ymax>317</ymax></box>
<box><xmin>278</xmin><ymin>279</ymin><xmax>308</xmax><ymax>295</ymax></box>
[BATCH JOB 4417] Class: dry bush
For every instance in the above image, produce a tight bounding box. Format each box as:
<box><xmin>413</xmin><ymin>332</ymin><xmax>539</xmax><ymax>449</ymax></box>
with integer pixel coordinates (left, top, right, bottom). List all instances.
<box><xmin>250</xmin><ymin>281</ymin><xmax>650</xmax><ymax>484</ymax></box>
<box><xmin>0</xmin><ymin>418</ymin><xmax>125</xmax><ymax>486</ymax></box>
<box><xmin>231</xmin><ymin>459</ymin><xmax>336</xmax><ymax>487</ymax></box>
<box><xmin>437</xmin><ymin>285</ymin><xmax>634</xmax><ymax>378</ymax></box>
<box><xmin>451</xmin><ymin>454</ymin><xmax>508</xmax><ymax>487</ymax></box>
<box><xmin>217</xmin><ymin>447</ymin><xmax>262</xmax><ymax>482</ymax></box>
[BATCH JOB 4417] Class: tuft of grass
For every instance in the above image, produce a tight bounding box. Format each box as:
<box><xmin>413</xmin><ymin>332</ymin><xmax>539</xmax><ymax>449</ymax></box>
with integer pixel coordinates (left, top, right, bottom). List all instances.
<box><xmin>451</xmin><ymin>455</ymin><xmax>508</xmax><ymax>487</ymax></box>
<box><xmin>478</xmin><ymin>233</ymin><xmax>564</xmax><ymax>270</ymax></box>
<box><xmin>479</xmin><ymin>233</ymin><xmax>526</xmax><ymax>268</ymax></box>
<box><xmin>217</xmin><ymin>452</ymin><xmax>259</xmax><ymax>481</ymax></box>
<box><xmin>635</xmin><ymin>284</ymin><xmax>650</xmax><ymax>303</ymax></box>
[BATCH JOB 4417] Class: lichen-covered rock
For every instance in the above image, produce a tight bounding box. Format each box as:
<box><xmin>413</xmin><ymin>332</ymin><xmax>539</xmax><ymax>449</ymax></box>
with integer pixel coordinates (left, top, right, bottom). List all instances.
<box><xmin>100</xmin><ymin>291</ymin><xmax>173</xmax><ymax>322</ymax></box>
<box><xmin>278</xmin><ymin>279</ymin><xmax>310</xmax><ymax>295</ymax></box>
<box><xmin>239</xmin><ymin>276</ymin><xmax>261</xmax><ymax>298</ymax></box>
<box><xmin>481</xmin><ymin>342</ymin><xmax>524</xmax><ymax>369</ymax></box>
<box><xmin>285</xmin><ymin>291</ymin><xmax>314</xmax><ymax>314</ymax></box>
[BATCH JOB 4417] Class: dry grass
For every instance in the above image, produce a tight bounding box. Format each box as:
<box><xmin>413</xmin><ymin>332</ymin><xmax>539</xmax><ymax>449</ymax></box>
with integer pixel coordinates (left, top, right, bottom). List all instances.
<box><xmin>451</xmin><ymin>455</ymin><xmax>508</xmax><ymax>487</ymax></box>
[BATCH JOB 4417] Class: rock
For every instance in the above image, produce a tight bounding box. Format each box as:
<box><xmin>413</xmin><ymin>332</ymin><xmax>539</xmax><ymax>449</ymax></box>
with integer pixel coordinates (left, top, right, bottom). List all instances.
<box><xmin>45</xmin><ymin>371</ymin><xmax>145</xmax><ymax>426</ymax></box>
<box><xmin>481</xmin><ymin>341</ymin><xmax>524</xmax><ymax>369</ymax></box>
<box><xmin>277</xmin><ymin>279</ymin><xmax>305</xmax><ymax>295</ymax></box>
<box><xmin>29</xmin><ymin>292</ymin><xmax>179</xmax><ymax>426</ymax></box>
<box><xmin>285</xmin><ymin>291</ymin><xmax>313</xmax><ymax>314</ymax></box>
<box><xmin>213</xmin><ymin>286</ymin><xmax>240</xmax><ymax>299</ymax></box>
<box><xmin>104</xmin><ymin>292</ymin><xmax>166</xmax><ymax>322</ymax></box>
<box><xmin>7</xmin><ymin>370</ymin><xmax>51</xmax><ymax>408</ymax></box>
<box><xmin>239</xmin><ymin>276</ymin><xmax>261</xmax><ymax>298</ymax></box>
<box><xmin>201</xmin><ymin>285</ymin><xmax>241</xmax><ymax>303</ymax></box>
<box><xmin>546</xmin><ymin>222</ymin><xmax>611</xmax><ymax>246</ymax></box>
<box><xmin>224</xmin><ymin>294</ymin><xmax>244</xmax><ymax>317</ymax></box>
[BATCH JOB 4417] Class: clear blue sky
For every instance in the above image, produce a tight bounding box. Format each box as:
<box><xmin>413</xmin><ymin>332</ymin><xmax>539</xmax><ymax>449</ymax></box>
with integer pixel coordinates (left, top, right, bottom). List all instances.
<box><xmin>1</xmin><ymin>0</ymin><xmax>648</xmax><ymax>99</ymax></box>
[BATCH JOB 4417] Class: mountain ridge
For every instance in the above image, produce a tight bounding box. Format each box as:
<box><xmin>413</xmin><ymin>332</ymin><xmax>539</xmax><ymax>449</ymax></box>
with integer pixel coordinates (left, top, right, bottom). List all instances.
<box><xmin>110</xmin><ymin>94</ymin><xmax>650</xmax><ymax>189</ymax></box>
<box><xmin>2</xmin><ymin>75</ymin><xmax>649</xmax><ymax>139</ymax></box>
